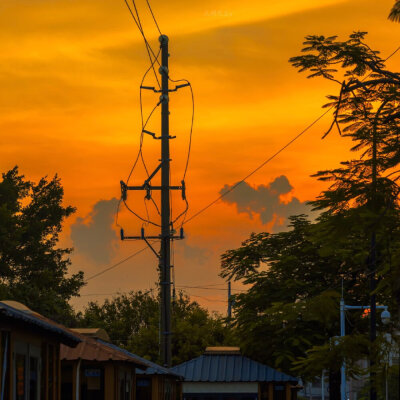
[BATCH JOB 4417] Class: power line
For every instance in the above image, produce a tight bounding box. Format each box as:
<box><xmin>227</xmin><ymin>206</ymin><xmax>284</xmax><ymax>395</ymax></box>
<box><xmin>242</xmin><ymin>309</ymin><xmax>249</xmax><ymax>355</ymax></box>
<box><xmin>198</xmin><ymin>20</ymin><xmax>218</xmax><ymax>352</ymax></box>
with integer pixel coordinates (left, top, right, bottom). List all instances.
<box><xmin>100</xmin><ymin>43</ymin><xmax>400</xmax><ymax>290</ymax></box>
<box><xmin>183</xmin><ymin>107</ymin><xmax>333</xmax><ymax>225</ymax></box>
<box><xmin>85</xmin><ymin>246</ymin><xmax>149</xmax><ymax>282</ymax></box>
<box><xmin>126</xmin><ymin>48</ymin><xmax>161</xmax><ymax>185</ymax></box>
<box><xmin>176</xmin><ymin>285</ymin><xmax>245</xmax><ymax>292</ymax></box>
<box><xmin>123</xmin><ymin>0</ymin><xmax>161</xmax><ymax>87</ymax></box>
<box><xmin>189</xmin><ymin>294</ymin><xmax>228</xmax><ymax>303</ymax></box>
<box><xmin>146</xmin><ymin>0</ymin><xmax>162</xmax><ymax>36</ymax></box>
<box><xmin>183</xmin><ymin>45</ymin><xmax>400</xmax><ymax>226</ymax></box>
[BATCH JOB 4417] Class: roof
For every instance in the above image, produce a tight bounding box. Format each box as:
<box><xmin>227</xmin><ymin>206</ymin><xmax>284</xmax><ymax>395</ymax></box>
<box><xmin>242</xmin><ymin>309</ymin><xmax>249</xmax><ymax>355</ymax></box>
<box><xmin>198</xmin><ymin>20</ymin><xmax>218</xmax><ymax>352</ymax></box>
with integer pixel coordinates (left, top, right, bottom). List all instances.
<box><xmin>205</xmin><ymin>347</ymin><xmax>241</xmax><ymax>355</ymax></box>
<box><xmin>0</xmin><ymin>301</ymin><xmax>81</xmax><ymax>347</ymax></box>
<box><xmin>97</xmin><ymin>340</ymin><xmax>183</xmax><ymax>379</ymax></box>
<box><xmin>171</xmin><ymin>354</ymin><xmax>298</xmax><ymax>383</ymax></box>
<box><xmin>60</xmin><ymin>335</ymin><xmax>148</xmax><ymax>369</ymax></box>
<box><xmin>70</xmin><ymin>328</ymin><xmax>110</xmax><ymax>342</ymax></box>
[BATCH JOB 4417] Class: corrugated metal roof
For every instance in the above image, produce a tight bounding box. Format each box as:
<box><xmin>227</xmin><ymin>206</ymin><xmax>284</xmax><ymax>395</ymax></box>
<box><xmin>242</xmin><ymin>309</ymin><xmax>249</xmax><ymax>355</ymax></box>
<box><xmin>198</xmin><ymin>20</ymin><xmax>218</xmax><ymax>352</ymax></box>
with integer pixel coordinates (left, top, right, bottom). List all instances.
<box><xmin>171</xmin><ymin>354</ymin><xmax>298</xmax><ymax>383</ymax></box>
<box><xmin>70</xmin><ymin>328</ymin><xmax>110</xmax><ymax>342</ymax></box>
<box><xmin>60</xmin><ymin>335</ymin><xmax>148</xmax><ymax>369</ymax></box>
<box><xmin>0</xmin><ymin>301</ymin><xmax>81</xmax><ymax>347</ymax></box>
<box><xmin>97</xmin><ymin>340</ymin><xmax>182</xmax><ymax>379</ymax></box>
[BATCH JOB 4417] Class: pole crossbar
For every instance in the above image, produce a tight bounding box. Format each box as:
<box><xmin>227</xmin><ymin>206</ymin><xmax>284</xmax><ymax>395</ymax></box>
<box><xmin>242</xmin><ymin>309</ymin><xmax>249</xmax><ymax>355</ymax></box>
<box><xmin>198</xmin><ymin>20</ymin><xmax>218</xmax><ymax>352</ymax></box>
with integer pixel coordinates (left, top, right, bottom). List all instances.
<box><xmin>126</xmin><ymin>185</ymin><xmax>183</xmax><ymax>190</ymax></box>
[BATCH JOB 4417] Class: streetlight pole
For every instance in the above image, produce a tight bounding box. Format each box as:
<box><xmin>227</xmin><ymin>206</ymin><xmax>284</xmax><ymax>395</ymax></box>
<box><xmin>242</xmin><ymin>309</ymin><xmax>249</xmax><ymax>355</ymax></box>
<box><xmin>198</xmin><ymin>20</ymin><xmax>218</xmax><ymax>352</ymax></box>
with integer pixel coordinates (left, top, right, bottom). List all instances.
<box><xmin>340</xmin><ymin>298</ymin><xmax>390</xmax><ymax>400</ymax></box>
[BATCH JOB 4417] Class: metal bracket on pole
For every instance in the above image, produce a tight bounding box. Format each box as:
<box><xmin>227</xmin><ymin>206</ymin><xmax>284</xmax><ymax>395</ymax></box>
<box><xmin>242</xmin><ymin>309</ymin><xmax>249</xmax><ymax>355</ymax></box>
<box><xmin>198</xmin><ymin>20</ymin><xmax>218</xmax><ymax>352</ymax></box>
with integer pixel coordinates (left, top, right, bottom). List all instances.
<box><xmin>141</xmin><ymin>83</ymin><xmax>190</xmax><ymax>93</ymax></box>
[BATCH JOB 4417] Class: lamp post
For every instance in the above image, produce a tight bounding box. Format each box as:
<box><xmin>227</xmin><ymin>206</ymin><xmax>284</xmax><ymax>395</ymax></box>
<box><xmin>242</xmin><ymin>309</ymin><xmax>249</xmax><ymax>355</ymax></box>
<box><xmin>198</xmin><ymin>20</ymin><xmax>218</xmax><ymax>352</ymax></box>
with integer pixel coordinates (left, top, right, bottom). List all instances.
<box><xmin>340</xmin><ymin>298</ymin><xmax>390</xmax><ymax>400</ymax></box>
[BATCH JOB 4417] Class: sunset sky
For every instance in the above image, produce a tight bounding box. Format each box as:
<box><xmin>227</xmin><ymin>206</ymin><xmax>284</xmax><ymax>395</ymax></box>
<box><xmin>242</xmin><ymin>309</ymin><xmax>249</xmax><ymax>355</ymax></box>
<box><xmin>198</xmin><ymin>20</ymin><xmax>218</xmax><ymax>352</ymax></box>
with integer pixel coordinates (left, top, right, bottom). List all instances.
<box><xmin>1</xmin><ymin>0</ymin><xmax>400</xmax><ymax>313</ymax></box>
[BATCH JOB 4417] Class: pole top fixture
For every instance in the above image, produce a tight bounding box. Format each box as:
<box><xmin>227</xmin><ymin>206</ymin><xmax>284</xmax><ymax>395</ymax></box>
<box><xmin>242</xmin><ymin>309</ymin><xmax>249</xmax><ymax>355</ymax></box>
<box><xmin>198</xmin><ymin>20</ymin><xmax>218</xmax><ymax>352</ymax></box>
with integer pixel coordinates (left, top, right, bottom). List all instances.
<box><xmin>159</xmin><ymin>34</ymin><xmax>169</xmax><ymax>44</ymax></box>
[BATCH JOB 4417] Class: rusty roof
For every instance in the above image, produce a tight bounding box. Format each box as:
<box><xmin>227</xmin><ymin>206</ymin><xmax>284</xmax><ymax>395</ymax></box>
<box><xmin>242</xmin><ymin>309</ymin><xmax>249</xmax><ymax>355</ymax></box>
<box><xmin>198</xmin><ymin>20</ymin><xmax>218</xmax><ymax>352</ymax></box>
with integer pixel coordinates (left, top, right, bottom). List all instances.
<box><xmin>60</xmin><ymin>334</ymin><xmax>148</xmax><ymax>369</ymax></box>
<box><xmin>0</xmin><ymin>301</ymin><xmax>81</xmax><ymax>347</ymax></box>
<box><xmin>70</xmin><ymin>328</ymin><xmax>110</xmax><ymax>342</ymax></box>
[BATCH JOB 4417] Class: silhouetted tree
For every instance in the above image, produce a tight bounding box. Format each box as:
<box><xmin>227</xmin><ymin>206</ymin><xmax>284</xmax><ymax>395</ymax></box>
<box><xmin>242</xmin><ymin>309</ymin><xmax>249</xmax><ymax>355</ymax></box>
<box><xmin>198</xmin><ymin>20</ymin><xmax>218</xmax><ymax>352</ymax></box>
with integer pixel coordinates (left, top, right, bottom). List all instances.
<box><xmin>389</xmin><ymin>1</ymin><xmax>400</xmax><ymax>21</ymax></box>
<box><xmin>220</xmin><ymin>33</ymin><xmax>400</xmax><ymax>398</ymax></box>
<box><xmin>0</xmin><ymin>167</ymin><xmax>84</xmax><ymax>323</ymax></box>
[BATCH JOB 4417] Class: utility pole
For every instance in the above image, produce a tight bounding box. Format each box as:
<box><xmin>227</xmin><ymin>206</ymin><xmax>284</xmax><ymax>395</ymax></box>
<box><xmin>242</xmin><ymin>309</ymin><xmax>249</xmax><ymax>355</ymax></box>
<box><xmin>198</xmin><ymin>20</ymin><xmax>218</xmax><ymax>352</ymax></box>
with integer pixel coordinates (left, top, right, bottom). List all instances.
<box><xmin>227</xmin><ymin>281</ymin><xmax>232</xmax><ymax>319</ymax></box>
<box><xmin>120</xmin><ymin>35</ymin><xmax>188</xmax><ymax>367</ymax></box>
<box><xmin>160</xmin><ymin>34</ymin><xmax>172</xmax><ymax>367</ymax></box>
<box><xmin>370</xmin><ymin>126</ymin><xmax>378</xmax><ymax>400</ymax></box>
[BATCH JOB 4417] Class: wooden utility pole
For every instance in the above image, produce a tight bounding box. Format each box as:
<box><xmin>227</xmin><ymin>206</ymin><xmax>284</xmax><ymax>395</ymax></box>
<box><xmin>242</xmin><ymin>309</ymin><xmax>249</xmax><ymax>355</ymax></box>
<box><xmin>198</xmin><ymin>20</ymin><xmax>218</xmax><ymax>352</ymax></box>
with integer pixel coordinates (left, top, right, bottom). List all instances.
<box><xmin>120</xmin><ymin>35</ymin><xmax>188</xmax><ymax>367</ymax></box>
<box><xmin>227</xmin><ymin>281</ymin><xmax>232</xmax><ymax>319</ymax></box>
<box><xmin>159</xmin><ymin>34</ymin><xmax>172</xmax><ymax>367</ymax></box>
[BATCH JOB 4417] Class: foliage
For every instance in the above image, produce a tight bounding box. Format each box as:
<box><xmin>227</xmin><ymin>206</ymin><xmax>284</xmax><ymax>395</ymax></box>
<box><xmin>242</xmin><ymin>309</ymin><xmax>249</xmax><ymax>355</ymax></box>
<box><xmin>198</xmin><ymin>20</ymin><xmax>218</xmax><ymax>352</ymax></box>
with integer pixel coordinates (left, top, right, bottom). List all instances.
<box><xmin>0</xmin><ymin>167</ymin><xmax>84</xmax><ymax>323</ymax></box>
<box><xmin>290</xmin><ymin>32</ymin><xmax>400</xmax><ymax>318</ymax></box>
<box><xmin>221</xmin><ymin>216</ymin><xmax>372</xmax><ymax>379</ymax></box>
<box><xmin>389</xmin><ymin>1</ymin><xmax>400</xmax><ymax>21</ymax></box>
<box><xmin>221</xmin><ymin>34</ymin><xmax>400</xmax><ymax>397</ymax></box>
<box><xmin>78</xmin><ymin>289</ymin><xmax>235</xmax><ymax>365</ymax></box>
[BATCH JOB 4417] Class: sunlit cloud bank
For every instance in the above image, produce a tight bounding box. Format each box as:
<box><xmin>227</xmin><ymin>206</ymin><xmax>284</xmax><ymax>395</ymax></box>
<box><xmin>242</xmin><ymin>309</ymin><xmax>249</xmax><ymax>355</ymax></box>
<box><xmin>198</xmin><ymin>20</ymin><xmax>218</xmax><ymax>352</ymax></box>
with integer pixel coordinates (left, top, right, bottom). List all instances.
<box><xmin>220</xmin><ymin>175</ymin><xmax>315</xmax><ymax>232</ymax></box>
<box><xmin>70</xmin><ymin>198</ymin><xmax>119</xmax><ymax>264</ymax></box>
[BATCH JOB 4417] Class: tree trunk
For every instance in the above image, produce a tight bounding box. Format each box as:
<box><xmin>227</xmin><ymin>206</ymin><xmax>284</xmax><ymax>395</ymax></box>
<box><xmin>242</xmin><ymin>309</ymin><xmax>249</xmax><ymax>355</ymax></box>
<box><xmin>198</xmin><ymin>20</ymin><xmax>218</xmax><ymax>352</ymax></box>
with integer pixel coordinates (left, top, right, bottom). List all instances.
<box><xmin>329</xmin><ymin>369</ymin><xmax>341</xmax><ymax>400</ymax></box>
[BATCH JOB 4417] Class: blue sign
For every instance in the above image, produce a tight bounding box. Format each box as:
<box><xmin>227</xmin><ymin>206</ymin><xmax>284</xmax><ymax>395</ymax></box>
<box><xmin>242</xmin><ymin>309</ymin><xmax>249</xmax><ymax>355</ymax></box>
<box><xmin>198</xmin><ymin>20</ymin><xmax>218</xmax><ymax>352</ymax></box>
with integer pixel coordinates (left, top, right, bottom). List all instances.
<box><xmin>85</xmin><ymin>369</ymin><xmax>101</xmax><ymax>377</ymax></box>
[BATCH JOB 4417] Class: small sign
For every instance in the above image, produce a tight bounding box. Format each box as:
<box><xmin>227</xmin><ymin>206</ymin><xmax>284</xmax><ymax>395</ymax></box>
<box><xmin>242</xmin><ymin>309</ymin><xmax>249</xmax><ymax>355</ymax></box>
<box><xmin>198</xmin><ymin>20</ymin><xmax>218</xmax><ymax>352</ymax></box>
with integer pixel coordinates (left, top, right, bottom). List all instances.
<box><xmin>137</xmin><ymin>379</ymin><xmax>151</xmax><ymax>387</ymax></box>
<box><xmin>85</xmin><ymin>369</ymin><xmax>101</xmax><ymax>377</ymax></box>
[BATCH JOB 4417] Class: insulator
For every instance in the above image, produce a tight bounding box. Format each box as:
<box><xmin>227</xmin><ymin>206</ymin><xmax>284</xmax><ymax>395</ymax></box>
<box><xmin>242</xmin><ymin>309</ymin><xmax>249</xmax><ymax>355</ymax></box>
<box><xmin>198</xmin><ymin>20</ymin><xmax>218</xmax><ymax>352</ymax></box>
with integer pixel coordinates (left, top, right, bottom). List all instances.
<box><xmin>181</xmin><ymin>180</ymin><xmax>186</xmax><ymax>200</ymax></box>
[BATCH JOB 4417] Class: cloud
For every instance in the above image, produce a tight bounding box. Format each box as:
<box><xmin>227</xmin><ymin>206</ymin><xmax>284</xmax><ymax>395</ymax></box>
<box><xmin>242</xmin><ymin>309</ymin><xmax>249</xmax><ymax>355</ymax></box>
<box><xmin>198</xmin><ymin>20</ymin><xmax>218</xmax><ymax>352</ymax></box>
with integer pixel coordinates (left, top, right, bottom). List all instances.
<box><xmin>70</xmin><ymin>198</ymin><xmax>119</xmax><ymax>264</ymax></box>
<box><xmin>220</xmin><ymin>175</ymin><xmax>314</xmax><ymax>232</ymax></box>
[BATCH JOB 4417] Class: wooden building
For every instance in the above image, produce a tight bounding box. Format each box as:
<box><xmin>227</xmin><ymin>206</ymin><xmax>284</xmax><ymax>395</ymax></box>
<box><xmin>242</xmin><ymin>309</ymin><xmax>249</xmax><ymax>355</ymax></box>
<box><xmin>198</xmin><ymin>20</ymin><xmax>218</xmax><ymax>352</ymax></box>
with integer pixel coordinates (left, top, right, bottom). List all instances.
<box><xmin>60</xmin><ymin>330</ymin><xmax>148</xmax><ymax>400</ymax></box>
<box><xmin>171</xmin><ymin>347</ymin><xmax>299</xmax><ymax>400</ymax></box>
<box><xmin>97</xmin><ymin>340</ymin><xmax>183</xmax><ymax>400</ymax></box>
<box><xmin>0</xmin><ymin>300</ymin><xmax>81</xmax><ymax>400</ymax></box>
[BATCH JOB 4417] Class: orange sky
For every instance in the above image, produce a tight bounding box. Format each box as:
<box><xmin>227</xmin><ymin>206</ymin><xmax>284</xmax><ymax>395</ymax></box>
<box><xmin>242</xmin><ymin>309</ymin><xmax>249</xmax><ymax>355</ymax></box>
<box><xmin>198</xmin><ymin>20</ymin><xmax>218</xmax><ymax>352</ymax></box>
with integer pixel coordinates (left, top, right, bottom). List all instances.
<box><xmin>1</xmin><ymin>0</ymin><xmax>400</xmax><ymax>314</ymax></box>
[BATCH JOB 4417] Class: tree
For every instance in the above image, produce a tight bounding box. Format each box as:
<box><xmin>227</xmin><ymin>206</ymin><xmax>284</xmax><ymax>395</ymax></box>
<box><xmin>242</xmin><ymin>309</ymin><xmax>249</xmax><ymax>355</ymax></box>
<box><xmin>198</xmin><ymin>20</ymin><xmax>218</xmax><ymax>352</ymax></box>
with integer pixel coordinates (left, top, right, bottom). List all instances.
<box><xmin>221</xmin><ymin>33</ymin><xmax>400</xmax><ymax>398</ymax></box>
<box><xmin>0</xmin><ymin>167</ymin><xmax>84</xmax><ymax>323</ymax></box>
<box><xmin>289</xmin><ymin>32</ymin><xmax>400</xmax><ymax>319</ymax></box>
<box><xmin>78</xmin><ymin>290</ymin><xmax>234</xmax><ymax>365</ymax></box>
<box><xmin>290</xmin><ymin>31</ymin><xmax>400</xmax><ymax>399</ymax></box>
<box><xmin>389</xmin><ymin>1</ymin><xmax>400</xmax><ymax>21</ymax></box>
<box><xmin>220</xmin><ymin>216</ymin><xmax>373</xmax><ymax>399</ymax></box>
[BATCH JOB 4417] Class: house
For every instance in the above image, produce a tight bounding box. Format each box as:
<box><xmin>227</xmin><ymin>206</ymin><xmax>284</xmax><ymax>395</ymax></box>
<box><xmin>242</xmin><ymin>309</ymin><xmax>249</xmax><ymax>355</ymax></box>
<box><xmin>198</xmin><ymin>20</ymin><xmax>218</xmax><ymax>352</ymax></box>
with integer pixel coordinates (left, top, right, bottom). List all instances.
<box><xmin>0</xmin><ymin>300</ymin><xmax>81</xmax><ymax>400</ymax></box>
<box><xmin>60</xmin><ymin>329</ymin><xmax>149</xmax><ymax>400</ymax></box>
<box><xmin>98</xmin><ymin>340</ymin><xmax>183</xmax><ymax>400</ymax></box>
<box><xmin>171</xmin><ymin>347</ymin><xmax>299</xmax><ymax>400</ymax></box>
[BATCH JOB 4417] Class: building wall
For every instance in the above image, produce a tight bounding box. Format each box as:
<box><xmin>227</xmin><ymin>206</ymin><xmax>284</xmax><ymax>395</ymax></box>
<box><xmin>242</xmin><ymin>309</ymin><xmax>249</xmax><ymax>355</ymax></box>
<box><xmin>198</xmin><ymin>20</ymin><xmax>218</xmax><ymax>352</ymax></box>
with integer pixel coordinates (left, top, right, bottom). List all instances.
<box><xmin>0</xmin><ymin>323</ymin><xmax>63</xmax><ymax>400</ymax></box>
<box><xmin>183</xmin><ymin>382</ymin><xmax>258</xmax><ymax>394</ymax></box>
<box><xmin>182</xmin><ymin>382</ymin><xmax>296</xmax><ymax>400</ymax></box>
<box><xmin>61</xmin><ymin>360</ymin><xmax>136</xmax><ymax>400</ymax></box>
<box><xmin>135</xmin><ymin>374</ymin><xmax>182</xmax><ymax>400</ymax></box>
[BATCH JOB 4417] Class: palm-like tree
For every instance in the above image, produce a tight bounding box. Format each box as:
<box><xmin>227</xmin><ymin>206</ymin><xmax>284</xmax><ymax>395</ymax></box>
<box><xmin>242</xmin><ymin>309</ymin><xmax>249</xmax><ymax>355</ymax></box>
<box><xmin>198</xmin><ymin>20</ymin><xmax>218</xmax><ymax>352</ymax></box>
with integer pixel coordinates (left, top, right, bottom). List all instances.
<box><xmin>389</xmin><ymin>0</ymin><xmax>400</xmax><ymax>21</ymax></box>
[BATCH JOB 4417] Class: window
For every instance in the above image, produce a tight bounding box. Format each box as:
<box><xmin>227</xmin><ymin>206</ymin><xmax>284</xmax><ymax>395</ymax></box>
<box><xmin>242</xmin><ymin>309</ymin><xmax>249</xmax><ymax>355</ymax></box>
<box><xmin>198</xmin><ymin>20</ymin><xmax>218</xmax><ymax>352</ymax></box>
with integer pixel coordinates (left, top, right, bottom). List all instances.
<box><xmin>0</xmin><ymin>332</ymin><xmax>10</xmax><ymax>400</ymax></box>
<box><xmin>48</xmin><ymin>344</ymin><xmax>54</xmax><ymax>400</ymax></box>
<box><xmin>61</xmin><ymin>365</ymin><xmax>73</xmax><ymax>400</ymax></box>
<box><xmin>118</xmin><ymin>369</ymin><xmax>132</xmax><ymax>400</ymax></box>
<box><xmin>15</xmin><ymin>353</ymin><xmax>26</xmax><ymax>400</ymax></box>
<box><xmin>273</xmin><ymin>384</ymin><xmax>286</xmax><ymax>400</ymax></box>
<box><xmin>29</xmin><ymin>356</ymin><xmax>38</xmax><ymax>400</ymax></box>
<box><xmin>136</xmin><ymin>377</ymin><xmax>152</xmax><ymax>400</ymax></box>
<box><xmin>81</xmin><ymin>366</ymin><xmax>104</xmax><ymax>400</ymax></box>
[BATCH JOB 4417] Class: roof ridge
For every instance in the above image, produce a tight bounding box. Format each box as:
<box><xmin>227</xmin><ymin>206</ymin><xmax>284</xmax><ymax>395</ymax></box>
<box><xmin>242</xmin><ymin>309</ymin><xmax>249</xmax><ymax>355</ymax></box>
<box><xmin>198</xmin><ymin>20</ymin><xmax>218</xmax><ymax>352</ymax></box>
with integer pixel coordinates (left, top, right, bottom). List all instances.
<box><xmin>171</xmin><ymin>353</ymin><xmax>298</xmax><ymax>383</ymax></box>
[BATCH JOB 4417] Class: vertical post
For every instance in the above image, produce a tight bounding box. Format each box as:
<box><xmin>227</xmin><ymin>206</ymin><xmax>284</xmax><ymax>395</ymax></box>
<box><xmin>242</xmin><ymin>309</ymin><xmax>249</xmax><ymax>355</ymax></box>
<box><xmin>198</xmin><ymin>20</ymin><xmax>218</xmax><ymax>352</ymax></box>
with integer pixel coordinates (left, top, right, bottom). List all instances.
<box><xmin>321</xmin><ymin>370</ymin><xmax>325</xmax><ymax>400</ymax></box>
<box><xmin>370</xmin><ymin>119</ymin><xmax>378</xmax><ymax>400</ymax></box>
<box><xmin>159</xmin><ymin>34</ymin><xmax>172</xmax><ymax>367</ymax></box>
<box><xmin>370</xmin><ymin>232</ymin><xmax>377</xmax><ymax>400</ymax></box>
<box><xmin>227</xmin><ymin>281</ymin><xmax>232</xmax><ymax>319</ymax></box>
<box><xmin>1</xmin><ymin>333</ymin><xmax>8</xmax><ymax>400</ymax></box>
<box><xmin>340</xmin><ymin>298</ymin><xmax>346</xmax><ymax>400</ymax></box>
